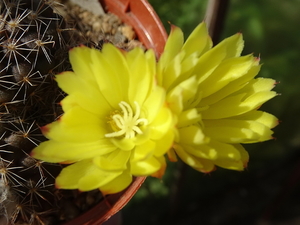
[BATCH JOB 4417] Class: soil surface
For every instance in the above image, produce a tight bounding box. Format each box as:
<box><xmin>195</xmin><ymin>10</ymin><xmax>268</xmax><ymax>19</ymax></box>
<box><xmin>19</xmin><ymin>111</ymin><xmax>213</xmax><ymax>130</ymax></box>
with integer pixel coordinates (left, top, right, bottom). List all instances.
<box><xmin>57</xmin><ymin>0</ymin><xmax>145</xmax><ymax>50</ymax></box>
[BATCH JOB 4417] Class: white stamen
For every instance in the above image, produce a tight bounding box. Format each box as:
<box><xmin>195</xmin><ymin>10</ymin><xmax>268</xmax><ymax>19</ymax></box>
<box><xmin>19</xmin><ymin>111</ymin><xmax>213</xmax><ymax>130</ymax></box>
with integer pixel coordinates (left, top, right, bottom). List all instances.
<box><xmin>105</xmin><ymin>101</ymin><xmax>148</xmax><ymax>139</ymax></box>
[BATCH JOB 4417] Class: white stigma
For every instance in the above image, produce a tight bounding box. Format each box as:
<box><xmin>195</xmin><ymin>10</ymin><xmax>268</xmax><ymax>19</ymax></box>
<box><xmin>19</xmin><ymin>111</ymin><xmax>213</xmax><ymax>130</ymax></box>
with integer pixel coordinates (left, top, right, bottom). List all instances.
<box><xmin>105</xmin><ymin>101</ymin><xmax>148</xmax><ymax>139</ymax></box>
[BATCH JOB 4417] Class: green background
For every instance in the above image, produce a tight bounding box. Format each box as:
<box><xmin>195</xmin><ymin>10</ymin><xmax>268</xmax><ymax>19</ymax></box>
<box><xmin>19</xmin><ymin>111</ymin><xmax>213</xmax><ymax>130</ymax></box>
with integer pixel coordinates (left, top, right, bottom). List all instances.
<box><xmin>122</xmin><ymin>0</ymin><xmax>300</xmax><ymax>224</ymax></box>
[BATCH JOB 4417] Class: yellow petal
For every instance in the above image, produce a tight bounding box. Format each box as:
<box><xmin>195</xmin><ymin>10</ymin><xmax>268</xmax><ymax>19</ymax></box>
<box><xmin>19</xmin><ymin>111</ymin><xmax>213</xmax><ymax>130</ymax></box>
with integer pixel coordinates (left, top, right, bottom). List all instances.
<box><xmin>157</xmin><ymin>24</ymin><xmax>185</xmax><ymax>86</ymax></box>
<box><xmin>199</xmin><ymin>55</ymin><xmax>256</xmax><ymax>98</ymax></box>
<box><xmin>57</xmin><ymin>72</ymin><xmax>111</xmax><ymax>115</ymax></box>
<box><xmin>232</xmin><ymin>110</ymin><xmax>279</xmax><ymax>129</ymax></box>
<box><xmin>126</xmin><ymin>48</ymin><xmax>155</xmax><ymax>105</ymax></box>
<box><xmin>142</xmin><ymin>86</ymin><xmax>166</xmax><ymax>123</ymax></box>
<box><xmin>194</xmin><ymin>33</ymin><xmax>244</xmax><ymax>84</ymax></box>
<box><xmin>200</xmin><ymin>62</ymin><xmax>261</xmax><ymax>106</ymax></box>
<box><xmin>235</xmin><ymin>78</ymin><xmax>276</xmax><ymax>97</ymax></box>
<box><xmin>44</xmin><ymin>106</ymin><xmax>107</xmax><ymax>143</ymax></box>
<box><xmin>204</xmin><ymin>119</ymin><xmax>274</xmax><ymax>143</ymax></box>
<box><xmin>166</xmin><ymin>84</ymin><xmax>184</xmax><ymax>115</ymax></box>
<box><xmin>167</xmin><ymin>148</ymin><xmax>178</xmax><ymax>162</ymax></box>
<box><xmin>174</xmin><ymin>75</ymin><xmax>198</xmax><ymax>107</ymax></box>
<box><xmin>173</xmin><ymin>144</ymin><xmax>215</xmax><ymax>172</ymax></box>
<box><xmin>242</xmin><ymin>91</ymin><xmax>277</xmax><ymax>109</ymax></box>
<box><xmin>178</xmin><ymin>125</ymin><xmax>207</xmax><ymax>145</ymax></box>
<box><xmin>69</xmin><ymin>46</ymin><xmax>95</xmax><ymax>83</ymax></box>
<box><xmin>55</xmin><ymin>71</ymin><xmax>85</xmax><ymax>95</ymax></box>
<box><xmin>175</xmin><ymin>53</ymin><xmax>199</xmax><ymax>85</ymax></box>
<box><xmin>55</xmin><ymin>160</ymin><xmax>123</xmax><ymax>191</ymax></box>
<box><xmin>183</xmin><ymin>143</ymin><xmax>218</xmax><ymax>160</ymax></box>
<box><xmin>32</xmin><ymin>139</ymin><xmax>116</xmax><ymax>162</ymax></box>
<box><xmin>207</xmin><ymin>140</ymin><xmax>244</xmax><ymax>161</ymax></box>
<box><xmin>132</xmin><ymin>140</ymin><xmax>156</xmax><ymax>162</ymax></box>
<box><xmin>182</xmin><ymin>22</ymin><xmax>212</xmax><ymax>57</ymax></box>
<box><xmin>130</xmin><ymin>156</ymin><xmax>162</xmax><ymax>176</ymax></box>
<box><xmin>133</xmin><ymin>128</ymin><xmax>151</xmax><ymax>146</ymax></box>
<box><xmin>93</xmin><ymin>150</ymin><xmax>131</xmax><ymax>171</ymax></box>
<box><xmin>151</xmin><ymin>156</ymin><xmax>167</xmax><ymax>178</ymax></box>
<box><xmin>234</xmin><ymin>144</ymin><xmax>249</xmax><ymax>167</ymax></box>
<box><xmin>110</xmin><ymin>138</ymin><xmax>135</xmax><ymax>151</ymax></box>
<box><xmin>216</xmin><ymin>32</ymin><xmax>244</xmax><ymax>58</ymax></box>
<box><xmin>153</xmin><ymin>128</ymin><xmax>174</xmax><ymax>157</ymax></box>
<box><xmin>99</xmin><ymin>170</ymin><xmax>133</xmax><ymax>195</ymax></box>
<box><xmin>177</xmin><ymin>108</ymin><xmax>202</xmax><ymax>128</ymax></box>
<box><xmin>201</xmin><ymin>90</ymin><xmax>277</xmax><ymax>119</ymax></box>
<box><xmin>149</xmin><ymin>105</ymin><xmax>173</xmax><ymax>140</ymax></box>
<box><xmin>213</xmin><ymin>158</ymin><xmax>245</xmax><ymax>171</ymax></box>
<box><xmin>160</xmin><ymin>51</ymin><xmax>185</xmax><ymax>90</ymax></box>
<box><xmin>164</xmin><ymin>24</ymin><xmax>185</xmax><ymax>56</ymax></box>
<box><xmin>91</xmin><ymin>44</ymin><xmax>129</xmax><ymax>108</ymax></box>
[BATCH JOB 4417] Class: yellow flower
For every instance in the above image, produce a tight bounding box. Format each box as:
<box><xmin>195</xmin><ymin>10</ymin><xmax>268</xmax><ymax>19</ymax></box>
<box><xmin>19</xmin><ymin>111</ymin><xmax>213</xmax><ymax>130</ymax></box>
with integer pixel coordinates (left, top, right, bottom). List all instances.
<box><xmin>31</xmin><ymin>44</ymin><xmax>173</xmax><ymax>194</ymax></box>
<box><xmin>157</xmin><ymin>23</ymin><xmax>278</xmax><ymax>173</ymax></box>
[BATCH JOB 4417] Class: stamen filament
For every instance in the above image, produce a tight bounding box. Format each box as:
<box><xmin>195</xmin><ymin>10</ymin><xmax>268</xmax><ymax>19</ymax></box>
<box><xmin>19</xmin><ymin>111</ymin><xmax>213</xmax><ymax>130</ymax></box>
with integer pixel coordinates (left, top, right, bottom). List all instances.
<box><xmin>105</xmin><ymin>101</ymin><xmax>148</xmax><ymax>139</ymax></box>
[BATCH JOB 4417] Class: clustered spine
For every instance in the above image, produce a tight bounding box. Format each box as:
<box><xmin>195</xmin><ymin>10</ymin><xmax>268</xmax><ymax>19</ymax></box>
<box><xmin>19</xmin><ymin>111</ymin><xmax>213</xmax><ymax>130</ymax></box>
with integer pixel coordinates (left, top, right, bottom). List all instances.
<box><xmin>0</xmin><ymin>0</ymin><xmax>75</xmax><ymax>224</ymax></box>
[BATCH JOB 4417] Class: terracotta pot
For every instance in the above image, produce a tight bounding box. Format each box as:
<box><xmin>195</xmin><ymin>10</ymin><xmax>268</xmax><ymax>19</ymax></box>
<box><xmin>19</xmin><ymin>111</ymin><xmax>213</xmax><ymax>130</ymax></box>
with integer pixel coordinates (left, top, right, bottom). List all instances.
<box><xmin>64</xmin><ymin>177</ymin><xmax>146</xmax><ymax>225</ymax></box>
<box><xmin>63</xmin><ymin>0</ymin><xmax>167</xmax><ymax>224</ymax></box>
<box><xmin>99</xmin><ymin>0</ymin><xmax>167</xmax><ymax>57</ymax></box>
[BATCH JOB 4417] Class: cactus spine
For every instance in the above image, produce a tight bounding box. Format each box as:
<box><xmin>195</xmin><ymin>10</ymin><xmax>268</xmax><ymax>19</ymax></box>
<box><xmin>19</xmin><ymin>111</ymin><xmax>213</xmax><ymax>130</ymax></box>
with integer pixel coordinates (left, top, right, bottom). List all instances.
<box><xmin>0</xmin><ymin>0</ymin><xmax>78</xmax><ymax>224</ymax></box>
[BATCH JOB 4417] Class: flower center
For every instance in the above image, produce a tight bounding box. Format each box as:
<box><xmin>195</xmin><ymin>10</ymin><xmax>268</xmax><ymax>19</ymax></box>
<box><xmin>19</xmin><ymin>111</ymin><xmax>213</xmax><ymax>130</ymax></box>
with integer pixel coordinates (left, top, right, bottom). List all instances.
<box><xmin>105</xmin><ymin>101</ymin><xmax>148</xmax><ymax>139</ymax></box>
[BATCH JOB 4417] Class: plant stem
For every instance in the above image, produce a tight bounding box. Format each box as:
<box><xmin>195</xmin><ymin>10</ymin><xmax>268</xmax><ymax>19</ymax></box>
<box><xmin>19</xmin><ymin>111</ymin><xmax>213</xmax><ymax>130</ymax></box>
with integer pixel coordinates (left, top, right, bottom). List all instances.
<box><xmin>205</xmin><ymin>0</ymin><xmax>230</xmax><ymax>44</ymax></box>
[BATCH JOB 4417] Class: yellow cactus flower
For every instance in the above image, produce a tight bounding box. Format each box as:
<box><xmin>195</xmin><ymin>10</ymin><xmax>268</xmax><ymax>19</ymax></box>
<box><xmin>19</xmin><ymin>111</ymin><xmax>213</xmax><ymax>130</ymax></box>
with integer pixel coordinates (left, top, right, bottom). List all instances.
<box><xmin>157</xmin><ymin>23</ymin><xmax>278</xmax><ymax>173</ymax></box>
<box><xmin>31</xmin><ymin>44</ymin><xmax>173</xmax><ymax>194</ymax></box>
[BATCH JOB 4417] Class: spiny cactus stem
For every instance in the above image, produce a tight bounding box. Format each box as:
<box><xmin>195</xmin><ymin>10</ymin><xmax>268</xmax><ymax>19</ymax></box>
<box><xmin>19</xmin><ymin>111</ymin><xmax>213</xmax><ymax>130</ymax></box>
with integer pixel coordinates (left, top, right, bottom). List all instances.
<box><xmin>25</xmin><ymin>177</ymin><xmax>54</xmax><ymax>206</ymax></box>
<box><xmin>0</xmin><ymin>157</ymin><xmax>25</xmax><ymax>186</ymax></box>
<box><xmin>5</xmin><ymin>8</ymin><xmax>31</xmax><ymax>33</ymax></box>
<box><xmin>6</xmin><ymin>119</ymin><xmax>43</xmax><ymax>146</ymax></box>
<box><xmin>20</xmin><ymin>150</ymin><xmax>56</xmax><ymax>180</ymax></box>
<box><xmin>0</xmin><ymin>28</ymin><xmax>37</xmax><ymax>73</ymax></box>
<box><xmin>33</xmin><ymin>21</ymin><xmax>55</xmax><ymax>65</ymax></box>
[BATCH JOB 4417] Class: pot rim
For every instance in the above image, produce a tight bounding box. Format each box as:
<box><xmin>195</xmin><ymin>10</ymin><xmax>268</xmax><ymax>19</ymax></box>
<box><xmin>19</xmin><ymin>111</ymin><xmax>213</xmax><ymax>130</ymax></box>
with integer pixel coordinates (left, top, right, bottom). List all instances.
<box><xmin>99</xmin><ymin>0</ymin><xmax>167</xmax><ymax>57</ymax></box>
<box><xmin>63</xmin><ymin>177</ymin><xmax>146</xmax><ymax>225</ymax></box>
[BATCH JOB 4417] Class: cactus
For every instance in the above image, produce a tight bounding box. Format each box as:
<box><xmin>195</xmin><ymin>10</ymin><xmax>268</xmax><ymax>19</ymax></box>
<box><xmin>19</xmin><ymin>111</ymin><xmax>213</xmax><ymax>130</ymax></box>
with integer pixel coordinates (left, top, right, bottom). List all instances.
<box><xmin>0</xmin><ymin>0</ymin><xmax>81</xmax><ymax>224</ymax></box>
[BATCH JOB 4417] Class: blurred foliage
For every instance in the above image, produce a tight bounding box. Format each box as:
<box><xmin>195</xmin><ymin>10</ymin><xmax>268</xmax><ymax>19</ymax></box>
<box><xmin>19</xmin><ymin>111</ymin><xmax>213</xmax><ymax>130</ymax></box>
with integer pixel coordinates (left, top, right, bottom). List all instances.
<box><xmin>122</xmin><ymin>0</ymin><xmax>300</xmax><ymax>224</ymax></box>
<box><xmin>147</xmin><ymin>0</ymin><xmax>208</xmax><ymax>34</ymax></box>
